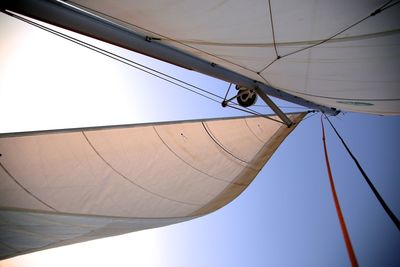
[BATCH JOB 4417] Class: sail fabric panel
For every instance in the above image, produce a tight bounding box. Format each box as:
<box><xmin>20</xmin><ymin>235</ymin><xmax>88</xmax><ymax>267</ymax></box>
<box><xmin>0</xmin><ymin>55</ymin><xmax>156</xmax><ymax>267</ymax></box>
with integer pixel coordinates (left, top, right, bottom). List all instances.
<box><xmin>0</xmin><ymin>114</ymin><xmax>304</xmax><ymax>259</ymax></box>
<box><xmin>191</xmin><ymin>115</ymin><xmax>303</xmax><ymax>216</ymax></box>
<box><xmin>271</xmin><ymin>0</ymin><xmax>389</xmax><ymax>44</ymax></box>
<box><xmin>181</xmin><ymin>44</ymin><xmax>277</xmax><ymax>74</ymax></box>
<box><xmin>244</xmin><ymin>117</ymin><xmax>282</xmax><ymax>143</ymax></box>
<box><xmin>0</xmin><ymin>209</ymin><xmax>189</xmax><ymax>260</ymax></box>
<box><xmin>70</xmin><ymin>0</ymin><xmax>400</xmax><ymax>114</ymax></box>
<box><xmin>0</xmin><ymin>166</ymin><xmax>51</xmax><ymax>211</ymax></box>
<box><xmin>0</xmin><ymin>132</ymin><xmax>196</xmax><ymax>218</ymax></box>
<box><xmin>72</xmin><ymin>0</ymin><xmax>274</xmax><ymax>43</ymax></box>
<box><xmin>83</xmin><ymin>127</ymin><xmax>219</xmax><ymax>207</ymax></box>
<box><xmin>154</xmin><ymin>122</ymin><xmax>255</xmax><ymax>183</ymax></box>
<box><xmin>0</xmin><ymin>115</ymin><xmax>304</xmax><ymax>218</ymax></box>
<box><xmin>203</xmin><ymin>118</ymin><xmax>281</xmax><ymax>167</ymax></box>
<box><xmin>264</xmin><ymin>33</ymin><xmax>400</xmax><ymax>115</ymax></box>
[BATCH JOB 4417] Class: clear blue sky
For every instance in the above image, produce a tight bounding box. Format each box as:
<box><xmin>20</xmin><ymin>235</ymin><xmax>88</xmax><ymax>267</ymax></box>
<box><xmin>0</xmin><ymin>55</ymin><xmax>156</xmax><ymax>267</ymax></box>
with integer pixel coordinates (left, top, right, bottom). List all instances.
<box><xmin>0</xmin><ymin>12</ymin><xmax>399</xmax><ymax>267</ymax></box>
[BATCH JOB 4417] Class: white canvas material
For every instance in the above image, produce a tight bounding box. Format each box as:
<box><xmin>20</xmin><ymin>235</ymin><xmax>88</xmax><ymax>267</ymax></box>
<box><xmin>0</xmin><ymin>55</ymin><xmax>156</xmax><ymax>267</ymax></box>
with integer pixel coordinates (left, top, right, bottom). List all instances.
<box><xmin>71</xmin><ymin>0</ymin><xmax>400</xmax><ymax>114</ymax></box>
<box><xmin>0</xmin><ymin>113</ymin><xmax>305</xmax><ymax>259</ymax></box>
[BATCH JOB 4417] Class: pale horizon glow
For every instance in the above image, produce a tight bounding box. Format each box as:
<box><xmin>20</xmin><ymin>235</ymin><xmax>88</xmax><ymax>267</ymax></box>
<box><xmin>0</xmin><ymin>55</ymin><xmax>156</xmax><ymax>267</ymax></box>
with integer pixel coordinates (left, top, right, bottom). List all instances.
<box><xmin>0</xmin><ymin>12</ymin><xmax>177</xmax><ymax>267</ymax></box>
<box><xmin>0</xmin><ymin>227</ymin><xmax>168</xmax><ymax>267</ymax></box>
<box><xmin>0</xmin><ymin>12</ymin><xmax>241</xmax><ymax>267</ymax></box>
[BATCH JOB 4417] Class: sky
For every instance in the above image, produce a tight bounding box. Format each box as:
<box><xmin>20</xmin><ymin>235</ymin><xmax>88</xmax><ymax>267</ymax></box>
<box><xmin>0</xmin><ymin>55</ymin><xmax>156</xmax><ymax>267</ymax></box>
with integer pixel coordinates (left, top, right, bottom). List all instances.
<box><xmin>0</xmin><ymin>11</ymin><xmax>399</xmax><ymax>267</ymax></box>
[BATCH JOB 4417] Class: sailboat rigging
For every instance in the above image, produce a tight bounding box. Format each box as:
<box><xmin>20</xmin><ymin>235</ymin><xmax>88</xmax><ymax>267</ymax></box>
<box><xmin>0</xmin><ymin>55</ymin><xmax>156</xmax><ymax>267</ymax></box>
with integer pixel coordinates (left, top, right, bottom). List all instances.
<box><xmin>0</xmin><ymin>0</ymin><xmax>399</xmax><ymax>263</ymax></box>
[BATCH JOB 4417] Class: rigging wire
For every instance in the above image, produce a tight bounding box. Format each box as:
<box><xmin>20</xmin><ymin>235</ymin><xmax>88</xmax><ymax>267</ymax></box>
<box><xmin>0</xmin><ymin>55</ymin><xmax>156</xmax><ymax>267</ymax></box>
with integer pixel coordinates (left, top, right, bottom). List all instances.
<box><xmin>321</xmin><ymin>116</ymin><xmax>359</xmax><ymax>267</ymax></box>
<box><xmin>225</xmin><ymin>104</ymin><xmax>283</xmax><ymax>124</ymax></box>
<box><xmin>223</xmin><ymin>83</ymin><xmax>233</xmax><ymax>103</ymax></box>
<box><xmin>299</xmin><ymin>110</ymin><xmax>318</xmax><ymax>122</ymax></box>
<box><xmin>257</xmin><ymin>65</ymin><xmax>400</xmax><ymax>102</ymax></box>
<box><xmin>60</xmin><ymin>0</ymin><xmax>259</xmax><ymax>74</ymax></box>
<box><xmin>3</xmin><ymin>11</ymin><xmax>224</xmax><ymax>102</ymax></box>
<box><xmin>324</xmin><ymin>114</ymin><xmax>400</xmax><ymax>231</ymax></box>
<box><xmin>379</xmin><ymin>0</ymin><xmax>400</xmax><ymax>12</ymax></box>
<box><xmin>267</xmin><ymin>0</ymin><xmax>279</xmax><ymax>59</ymax></box>
<box><xmin>246</xmin><ymin>104</ymin><xmax>306</xmax><ymax>109</ymax></box>
<box><xmin>61</xmin><ymin>0</ymin><xmax>400</xmax><ymax>79</ymax></box>
<box><xmin>1</xmin><ymin>13</ymin><xmax>216</xmax><ymax>103</ymax></box>
<box><xmin>258</xmin><ymin>0</ymin><xmax>400</xmax><ymax>73</ymax></box>
<box><xmin>3</xmin><ymin>10</ymin><xmax>289</xmax><ymax>124</ymax></box>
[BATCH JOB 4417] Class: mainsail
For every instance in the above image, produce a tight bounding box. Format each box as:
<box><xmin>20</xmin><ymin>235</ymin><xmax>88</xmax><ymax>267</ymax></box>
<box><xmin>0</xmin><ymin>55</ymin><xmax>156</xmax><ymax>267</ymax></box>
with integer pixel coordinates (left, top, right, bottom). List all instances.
<box><xmin>2</xmin><ymin>0</ymin><xmax>399</xmax><ymax>115</ymax></box>
<box><xmin>68</xmin><ymin>0</ymin><xmax>399</xmax><ymax>115</ymax></box>
<box><xmin>0</xmin><ymin>113</ymin><xmax>305</xmax><ymax>259</ymax></box>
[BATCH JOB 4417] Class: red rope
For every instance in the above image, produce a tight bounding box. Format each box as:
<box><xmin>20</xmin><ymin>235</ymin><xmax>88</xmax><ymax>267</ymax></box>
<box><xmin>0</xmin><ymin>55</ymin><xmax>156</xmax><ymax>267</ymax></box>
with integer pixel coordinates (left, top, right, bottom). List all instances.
<box><xmin>321</xmin><ymin>116</ymin><xmax>358</xmax><ymax>267</ymax></box>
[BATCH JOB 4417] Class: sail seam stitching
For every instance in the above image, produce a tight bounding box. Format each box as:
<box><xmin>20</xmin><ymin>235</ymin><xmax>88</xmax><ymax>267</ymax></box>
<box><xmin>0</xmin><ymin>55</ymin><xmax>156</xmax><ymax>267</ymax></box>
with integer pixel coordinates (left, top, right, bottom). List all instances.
<box><xmin>169</xmin><ymin>29</ymin><xmax>400</xmax><ymax>47</ymax></box>
<box><xmin>63</xmin><ymin>1</ymin><xmax>259</xmax><ymax>74</ymax></box>
<box><xmin>81</xmin><ymin>131</ymin><xmax>200</xmax><ymax>207</ymax></box>
<box><xmin>152</xmin><ymin>126</ymin><xmax>246</xmax><ymax>186</ymax></box>
<box><xmin>201</xmin><ymin>122</ymin><xmax>258</xmax><ymax>170</ymax></box>
<box><xmin>0</xmin><ymin>162</ymin><xmax>58</xmax><ymax>211</ymax></box>
<box><xmin>256</xmin><ymin>74</ymin><xmax>400</xmax><ymax>102</ymax></box>
<box><xmin>258</xmin><ymin>0</ymin><xmax>400</xmax><ymax>73</ymax></box>
<box><xmin>267</xmin><ymin>0</ymin><xmax>279</xmax><ymax>59</ymax></box>
<box><xmin>244</xmin><ymin>119</ymin><xmax>266</xmax><ymax>143</ymax></box>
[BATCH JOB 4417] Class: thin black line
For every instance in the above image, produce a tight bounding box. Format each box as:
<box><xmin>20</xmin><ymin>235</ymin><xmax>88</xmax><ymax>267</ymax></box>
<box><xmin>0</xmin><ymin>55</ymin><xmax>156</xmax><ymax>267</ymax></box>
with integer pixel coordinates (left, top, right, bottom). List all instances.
<box><xmin>258</xmin><ymin>0</ymin><xmax>399</xmax><ymax>73</ymax></box>
<box><xmin>380</xmin><ymin>0</ymin><xmax>398</xmax><ymax>11</ymax></box>
<box><xmin>256</xmin><ymin>72</ymin><xmax>400</xmax><ymax>102</ymax></box>
<box><xmin>267</xmin><ymin>0</ymin><xmax>279</xmax><ymax>58</ymax></box>
<box><xmin>152</xmin><ymin>126</ymin><xmax>246</xmax><ymax>186</ymax></box>
<box><xmin>81</xmin><ymin>131</ymin><xmax>200</xmax><ymax>206</ymax></box>
<box><xmin>0</xmin><ymin>241</ymin><xmax>17</xmax><ymax>251</ymax></box>
<box><xmin>5</xmin><ymin>11</ymin><xmax>305</xmax><ymax>123</ymax></box>
<box><xmin>223</xmin><ymin>83</ymin><xmax>232</xmax><ymax>102</ymax></box>
<box><xmin>201</xmin><ymin>122</ymin><xmax>256</xmax><ymax>168</ymax></box>
<box><xmin>282</xmin><ymin>17</ymin><xmax>370</xmax><ymax>58</ymax></box>
<box><xmin>324</xmin><ymin>115</ymin><xmax>400</xmax><ymax>231</ymax></box>
<box><xmin>249</xmin><ymin>104</ymin><xmax>307</xmax><ymax>109</ymax></box>
<box><xmin>0</xmin><ymin>162</ymin><xmax>57</xmax><ymax>211</ymax></box>
<box><xmin>4</xmin><ymin>11</ymin><xmax>273</xmax><ymax>118</ymax></box>
<box><xmin>0</xmin><ymin>215</ymin><xmax>115</xmax><ymax>261</ymax></box>
<box><xmin>1</xmin><ymin>113</ymin><xmax>307</xmax><ymax>138</ymax></box>
<box><xmin>244</xmin><ymin>119</ymin><xmax>265</xmax><ymax>143</ymax></box>
<box><xmin>257</xmin><ymin>72</ymin><xmax>272</xmax><ymax>86</ymax></box>
<box><xmin>226</xmin><ymin>104</ymin><xmax>284</xmax><ymax>124</ymax></box>
<box><xmin>256</xmin><ymin>87</ymin><xmax>400</xmax><ymax>102</ymax></box>
<box><xmin>169</xmin><ymin>29</ymin><xmax>400</xmax><ymax>48</ymax></box>
<box><xmin>300</xmin><ymin>111</ymin><xmax>318</xmax><ymax>123</ymax></box>
<box><xmin>0</xmin><ymin>206</ymin><xmax>198</xmax><ymax>220</ymax></box>
<box><xmin>61</xmin><ymin>0</ymin><xmax>259</xmax><ymax>74</ymax></box>
<box><xmin>3</xmin><ymin>11</ymin><xmax>224</xmax><ymax>102</ymax></box>
<box><xmin>258</xmin><ymin>58</ymin><xmax>279</xmax><ymax>73</ymax></box>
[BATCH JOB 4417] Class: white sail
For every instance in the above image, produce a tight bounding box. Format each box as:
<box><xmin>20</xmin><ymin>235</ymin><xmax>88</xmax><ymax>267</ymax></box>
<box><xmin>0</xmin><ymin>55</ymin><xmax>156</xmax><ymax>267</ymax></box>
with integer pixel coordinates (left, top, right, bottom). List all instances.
<box><xmin>1</xmin><ymin>0</ymin><xmax>397</xmax><ymax>262</ymax></box>
<box><xmin>69</xmin><ymin>0</ymin><xmax>400</xmax><ymax>115</ymax></box>
<box><xmin>0</xmin><ymin>113</ymin><xmax>305</xmax><ymax>259</ymax></box>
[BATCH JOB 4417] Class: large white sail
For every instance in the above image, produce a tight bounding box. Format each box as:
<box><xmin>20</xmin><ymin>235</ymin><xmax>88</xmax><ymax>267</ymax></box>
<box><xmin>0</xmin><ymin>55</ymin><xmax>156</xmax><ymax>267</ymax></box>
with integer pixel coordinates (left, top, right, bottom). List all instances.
<box><xmin>0</xmin><ymin>113</ymin><xmax>305</xmax><ymax>259</ymax></box>
<box><xmin>69</xmin><ymin>0</ymin><xmax>400</xmax><ymax>115</ymax></box>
